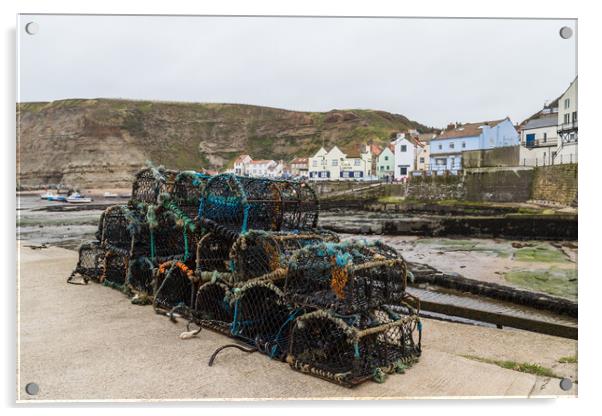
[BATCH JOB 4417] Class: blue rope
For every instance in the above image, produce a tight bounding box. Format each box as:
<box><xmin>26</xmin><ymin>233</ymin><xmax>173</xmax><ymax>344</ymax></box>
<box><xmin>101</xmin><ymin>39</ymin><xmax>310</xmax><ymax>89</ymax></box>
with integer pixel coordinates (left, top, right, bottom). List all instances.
<box><xmin>230</xmin><ymin>299</ymin><xmax>240</xmax><ymax>336</ymax></box>
<box><xmin>242</xmin><ymin>204</ymin><xmax>250</xmax><ymax>233</ymax></box>
<box><xmin>150</xmin><ymin>230</ymin><xmax>156</xmax><ymax>259</ymax></box>
<box><xmin>268</xmin><ymin>309</ymin><xmax>302</xmax><ymax>359</ymax></box>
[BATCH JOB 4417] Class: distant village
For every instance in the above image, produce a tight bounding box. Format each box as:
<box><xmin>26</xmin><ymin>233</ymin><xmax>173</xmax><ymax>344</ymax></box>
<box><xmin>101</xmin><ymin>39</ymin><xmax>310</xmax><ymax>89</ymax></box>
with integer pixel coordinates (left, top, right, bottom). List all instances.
<box><xmin>226</xmin><ymin>77</ymin><xmax>578</xmax><ymax>181</ymax></box>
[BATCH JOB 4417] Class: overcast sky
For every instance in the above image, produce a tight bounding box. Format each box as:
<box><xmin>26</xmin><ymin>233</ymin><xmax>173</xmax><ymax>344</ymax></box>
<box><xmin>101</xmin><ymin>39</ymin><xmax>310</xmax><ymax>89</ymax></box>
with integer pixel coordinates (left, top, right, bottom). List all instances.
<box><xmin>17</xmin><ymin>15</ymin><xmax>576</xmax><ymax>128</ymax></box>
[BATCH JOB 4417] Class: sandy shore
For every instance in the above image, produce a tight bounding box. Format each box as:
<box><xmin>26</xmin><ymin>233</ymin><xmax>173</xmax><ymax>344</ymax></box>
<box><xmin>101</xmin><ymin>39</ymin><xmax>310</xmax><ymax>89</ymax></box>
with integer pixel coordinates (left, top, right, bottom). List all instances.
<box><xmin>17</xmin><ymin>243</ymin><xmax>577</xmax><ymax>401</ymax></box>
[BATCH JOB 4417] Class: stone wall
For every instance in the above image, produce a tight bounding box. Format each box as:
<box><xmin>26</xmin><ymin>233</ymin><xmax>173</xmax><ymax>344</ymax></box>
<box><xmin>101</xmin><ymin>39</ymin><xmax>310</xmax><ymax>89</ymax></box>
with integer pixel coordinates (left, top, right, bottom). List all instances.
<box><xmin>406</xmin><ymin>169</ymin><xmax>532</xmax><ymax>202</ymax></box>
<box><xmin>463</xmin><ymin>168</ymin><xmax>533</xmax><ymax>202</ymax></box>
<box><xmin>405</xmin><ymin>175</ymin><xmax>465</xmax><ymax>201</ymax></box>
<box><xmin>405</xmin><ymin>165</ymin><xmax>577</xmax><ymax>206</ymax></box>
<box><xmin>463</xmin><ymin>145</ymin><xmax>520</xmax><ymax>168</ymax></box>
<box><xmin>531</xmin><ymin>164</ymin><xmax>578</xmax><ymax>206</ymax></box>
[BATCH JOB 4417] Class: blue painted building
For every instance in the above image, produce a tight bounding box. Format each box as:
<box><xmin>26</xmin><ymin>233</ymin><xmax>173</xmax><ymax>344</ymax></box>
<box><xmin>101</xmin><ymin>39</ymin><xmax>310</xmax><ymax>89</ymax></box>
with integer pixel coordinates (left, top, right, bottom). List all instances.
<box><xmin>429</xmin><ymin>118</ymin><xmax>519</xmax><ymax>172</ymax></box>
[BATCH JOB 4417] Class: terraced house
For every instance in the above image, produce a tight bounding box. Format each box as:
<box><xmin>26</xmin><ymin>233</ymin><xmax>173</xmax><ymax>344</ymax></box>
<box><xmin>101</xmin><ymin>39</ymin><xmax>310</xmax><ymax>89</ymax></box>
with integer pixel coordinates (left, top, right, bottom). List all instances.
<box><xmin>429</xmin><ymin>118</ymin><xmax>519</xmax><ymax>173</ymax></box>
<box><xmin>308</xmin><ymin>145</ymin><xmax>372</xmax><ymax>180</ymax></box>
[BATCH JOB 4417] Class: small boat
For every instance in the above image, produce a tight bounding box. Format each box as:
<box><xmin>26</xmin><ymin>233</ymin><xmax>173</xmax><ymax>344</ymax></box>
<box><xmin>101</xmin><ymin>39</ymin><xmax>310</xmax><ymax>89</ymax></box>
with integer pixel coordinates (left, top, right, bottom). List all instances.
<box><xmin>47</xmin><ymin>195</ymin><xmax>67</xmax><ymax>202</ymax></box>
<box><xmin>103</xmin><ymin>192</ymin><xmax>118</xmax><ymax>198</ymax></box>
<box><xmin>40</xmin><ymin>190</ymin><xmax>56</xmax><ymax>199</ymax></box>
<box><xmin>66</xmin><ymin>192</ymin><xmax>92</xmax><ymax>203</ymax></box>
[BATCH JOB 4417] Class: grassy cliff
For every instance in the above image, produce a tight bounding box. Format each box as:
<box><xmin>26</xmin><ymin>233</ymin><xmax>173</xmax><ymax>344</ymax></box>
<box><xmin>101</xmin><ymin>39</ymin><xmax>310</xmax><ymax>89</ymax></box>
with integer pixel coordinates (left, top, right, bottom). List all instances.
<box><xmin>17</xmin><ymin>98</ymin><xmax>435</xmax><ymax>188</ymax></box>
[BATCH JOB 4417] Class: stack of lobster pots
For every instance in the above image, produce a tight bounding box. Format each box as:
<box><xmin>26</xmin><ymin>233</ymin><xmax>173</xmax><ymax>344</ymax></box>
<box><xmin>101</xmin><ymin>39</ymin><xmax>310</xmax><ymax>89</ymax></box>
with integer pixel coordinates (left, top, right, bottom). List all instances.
<box><xmin>69</xmin><ymin>165</ymin><xmax>422</xmax><ymax>387</ymax></box>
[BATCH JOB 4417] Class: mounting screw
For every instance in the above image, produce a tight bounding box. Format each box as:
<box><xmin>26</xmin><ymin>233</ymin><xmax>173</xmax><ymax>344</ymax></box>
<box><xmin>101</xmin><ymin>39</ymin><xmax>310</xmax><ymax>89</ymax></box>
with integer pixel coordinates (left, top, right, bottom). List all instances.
<box><xmin>559</xmin><ymin>26</ymin><xmax>573</xmax><ymax>40</ymax></box>
<box><xmin>25</xmin><ymin>382</ymin><xmax>39</xmax><ymax>395</ymax></box>
<box><xmin>25</xmin><ymin>22</ymin><xmax>39</xmax><ymax>35</ymax></box>
<box><xmin>559</xmin><ymin>378</ymin><xmax>573</xmax><ymax>391</ymax></box>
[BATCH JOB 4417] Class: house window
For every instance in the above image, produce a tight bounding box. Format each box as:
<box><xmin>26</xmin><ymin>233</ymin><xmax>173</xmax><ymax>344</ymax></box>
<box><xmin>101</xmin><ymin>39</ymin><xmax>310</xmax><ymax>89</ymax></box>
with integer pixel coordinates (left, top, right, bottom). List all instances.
<box><xmin>354</xmin><ymin>160</ymin><xmax>361</xmax><ymax>166</ymax></box>
<box><xmin>386</xmin><ymin>165</ymin><xmax>390</xmax><ymax>170</ymax></box>
<box><xmin>399</xmin><ymin>166</ymin><xmax>408</xmax><ymax>175</ymax></box>
<box><xmin>380</xmin><ymin>166</ymin><xmax>384</xmax><ymax>171</ymax></box>
<box><xmin>419</xmin><ymin>157</ymin><xmax>425</xmax><ymax>163</ymax></box>
<box><xmin>572</xmin><ymin>111</ymin><xmax>577</xmax><ymax>122</ymax></box>
<box><xmin>438</xmin><ymin>144</ymin><xmax>442</xmax><ymax>150</ymax></box>
<box><xmin>332</xmin><ymin>159</ymin><xmax>338</xmax><ymax>166</ymax></box>
<box><xmin>321</xmin><ymin>159</ymin><xmax>326</xmax><ymax>165</ymax></box>
<box><xmin>564</xmin><ymin>98</ymin><xmax>570</xmax><ymax>109</ymax></box>
<box><xmin>384</xmin><ymin>156</ymin><xmax>389</xmax><ymax>161</ymax></box>
<box><xmin>462</xmin><ymin>142</ymin><xmax>466</xmax><ymax>148</ymax></box>
<box><xmin>312</xmin><ymin>160</ymin><xmax>317</xmax><ymax>167</ymax></box>
<box><xmin>400</xmin><ymin>145</ymin><xmax>407</xmax><ymax>152</ymax></box>
<box><xmin>543</xmin><ymin>132</ymin><xmax>547</xmax><ymax>142</ymax></box>
<box><xmin>449</xmin><ymin>143</ymin><xmax>455</xmax><ymax>149</ymax></box>
<box><xmin>564</xmin><ymin>113</ymin><xmax>570</xmax><ymax>124</ymax></box>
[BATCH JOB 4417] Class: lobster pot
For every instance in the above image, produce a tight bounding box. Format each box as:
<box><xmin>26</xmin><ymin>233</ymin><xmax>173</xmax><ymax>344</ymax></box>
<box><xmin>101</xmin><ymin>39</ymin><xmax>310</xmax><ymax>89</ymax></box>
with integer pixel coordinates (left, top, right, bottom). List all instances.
<box><xmin>131</xmin><ymin>167</ymin><xmax>178</xmax><ymax>205</ymax></box>
<box><xmin>277</xmin><ymin>181</ymin><xmax>319</xmax><ymax>231</ymax></box>
<box><xmin>133</xmin><ymin>211</ymin><xmax>190</xmax><ymax>261</ymax></box>
<box><xmin>126</xmin><ymin>256</ymin><xmax>155</xmax><ymax>296</ymax></box>
<box><xmin>200</xmin><ymin>174</ymin><xmax>319</xmax><ymax>235</ymax></box>
<box><xmin>287</xmin><ymin>307</ymin><xmax>422</xmax><ymax>387</ymax></box>
<box><xmin>101</xmin><ymin>205</ymin><xmax>134</xmax><ymax>254</ymax></box>
<box><xmin>229</xmin><ymin>230</ymin><xmax>339</xmax><ymax>283</ymax></box>
<box><xmin>194</xmin><ymin>281</ymin><xmax>233</xmax><ymax>334</ymax></box>
<box><xmin>70</xmin><ymin>241</ymin><xmax>105</xmax><ymax>282</ymax></box>
<box><xmin>196</xmin><ymin>232</ymin><xmax>234</xmax><ymax>274</ymax></box>
<box><xmin>153</xmin><ymin>261</ymin><xmax>196</xmax><ymax>312</ymax></box>
<box><xmin>285</xmin><ymin>241</ymin><xmax>407</xmax><ymax>315</ymax></box>
<box><xmin>102</xmin><ymin>250</ymin><xmax>129</xmax><ymax>287</ymax></box>
<box><xmin>230</xmin><ymin>281</ymin><xmax>298</xmax><ymax>359</ymax></box>
<box><xmin>172</xmin><ymin>171</ymin><xmax>210</xmax><ymax>221</ymax></box>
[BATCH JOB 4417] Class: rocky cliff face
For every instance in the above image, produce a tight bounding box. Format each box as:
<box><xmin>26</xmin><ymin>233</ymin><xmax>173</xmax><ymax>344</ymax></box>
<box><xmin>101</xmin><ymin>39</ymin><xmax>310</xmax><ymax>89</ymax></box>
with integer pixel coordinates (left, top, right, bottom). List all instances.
<box><xmin>17</xmin><ymin>99</ymin><xmax>433</xmax><ymax>188</ymax></box>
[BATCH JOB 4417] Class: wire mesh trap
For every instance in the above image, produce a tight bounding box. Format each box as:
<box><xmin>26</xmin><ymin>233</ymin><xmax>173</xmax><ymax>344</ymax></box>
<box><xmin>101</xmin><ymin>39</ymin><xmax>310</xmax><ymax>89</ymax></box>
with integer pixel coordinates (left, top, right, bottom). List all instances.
<box><xmin>67</xmin><ymin>165</ymin><xmax>422</xmax><ymax>387</ymax></box>
<box><xmin>287</xmin><ymin>304</ymin><xmax>422</xmax><ymax>387</ymax></box>
<box><xmin>131</xmin><ymin>166</ymin><xmax>178</xmax><ymax>205</ymax></box>
<box><xmin>285</xmin><ymin>240</ymin><xmax>408</xmax><ymax>315</ymax></box>
<box><xmin>67</xmin><ymin>241</ymin><xmax>105</xmax><ymax>284</ymax></box>
<box><xmin>153</xmin><ymin>260</ymin><xmax>197</xmax><ymax>315</ymax></box>
<box><xmin>199</xmin><ymin>174</ymin><xmax>319</xmax><ymax>235</ymax></box>
<box><xmin>228</xmin><ymin>230</ymin><xmax>340</xmax><ymax>283</ymax></box>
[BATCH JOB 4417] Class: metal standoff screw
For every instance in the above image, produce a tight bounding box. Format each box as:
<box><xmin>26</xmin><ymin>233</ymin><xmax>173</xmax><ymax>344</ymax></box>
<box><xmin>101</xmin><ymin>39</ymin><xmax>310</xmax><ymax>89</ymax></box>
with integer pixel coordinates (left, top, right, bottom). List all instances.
<box><xmin>25</xmin><ymin>382</ymin><xmax>39</xmax><ymax>395</ymax></box>
<box><xmin>559</xmin><ymin>378</ymin><xmax>573</xmax><ymax>391</ymax></box>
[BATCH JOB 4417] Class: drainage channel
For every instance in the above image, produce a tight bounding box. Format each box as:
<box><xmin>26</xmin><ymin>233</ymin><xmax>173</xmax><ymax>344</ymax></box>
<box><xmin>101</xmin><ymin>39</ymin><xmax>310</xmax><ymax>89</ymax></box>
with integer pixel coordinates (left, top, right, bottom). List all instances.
<box><xmin>408</xmin><ymin>286</ymin><xmax>577</xmax><ymax>340</ymax></box>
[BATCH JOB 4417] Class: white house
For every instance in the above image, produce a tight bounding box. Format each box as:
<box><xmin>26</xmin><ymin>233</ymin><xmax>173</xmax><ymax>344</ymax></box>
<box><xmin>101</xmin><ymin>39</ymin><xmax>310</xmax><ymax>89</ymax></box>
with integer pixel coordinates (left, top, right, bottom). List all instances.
<box><xmin>556</xmin><ymin>77</ymin><xmax>578</xmax><ymax>164</ymax></box>
<box><xmin>308</xmin><ymin>145</ymin><xmax>372</xmax><ymax>180</ymax></box>
<box><xmin>518</xmin><ymin>77</ymin><xmax>578</xmax><ymax>166</ymax></box>
<box><xmin>233</xmin><ymin>154</ymin><xmax>252</xmax><ymax>175</ymax></box>
<box><xmin>393</xmin><ymin>133</ymin><xmax>424</xmax><ymax>180</ymax></box>
<box><xmin>519</xmin><ymin>110</ymin><xmax>559</xmax><ymax>166</ymax></box>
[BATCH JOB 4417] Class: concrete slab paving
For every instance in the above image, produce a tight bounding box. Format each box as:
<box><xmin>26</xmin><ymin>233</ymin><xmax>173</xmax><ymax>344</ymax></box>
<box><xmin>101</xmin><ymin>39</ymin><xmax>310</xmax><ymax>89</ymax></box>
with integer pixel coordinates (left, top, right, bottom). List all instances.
<box><xmin>17</xmin><ymin>243</ymin><xmax>577</xmax><ymax>401</ymax></box>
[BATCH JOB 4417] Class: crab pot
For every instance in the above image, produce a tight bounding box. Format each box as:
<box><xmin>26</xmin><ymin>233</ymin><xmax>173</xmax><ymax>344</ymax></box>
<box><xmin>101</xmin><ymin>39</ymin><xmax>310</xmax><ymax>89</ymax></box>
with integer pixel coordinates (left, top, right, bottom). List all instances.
<box><xmin>153</xmin><ymin>260</ymin><xmax>196</xmax><ymax>313</ymax></box>
<box><xmin>277</xmin><ymin>181</ymin><xmax>320</xmax><ymax>231</ymax></box>
<box><xmin>126</xmin><ymin>256</ymin><xmax>155</xmax><ymax>296</ymax></box>
<box><xmin>195</xmin><ymin>232</ymin><xmax>233</xmax><ymax>274</ymax></box>
<box><xmin>133</xmin><ymin>211</ymin><xmax>190</xmax><ymax>262</ymax></box>
<box><xmin>101</xmin><ymin>205</ymin><xmax>135</xmax><ymax>254</ymax></box>
<box><xmin>102</xmin><ymin>250</ymin><xmax>129</xmax><ymax>288</ymax></box>
<box><xmin>193</xmin><ymin>281</ymin><xmax>233</xmax><ymax>334</ymax></box>
<box><xmin>172</xmin><ymin>171</ymin><xmax>210</xmax><ymax>221</ymax></box>
<box><xmin>229</xmin><ymin>281</ymin><xmax>298</xmax><ymax>359</ymax></box>
<box><xmin>287</xmin><ymin>307</ymin><xmax>422</xmax><ymax>387</ymax></box>
<box><xmin>199</xmin><ymin>174</ymin><xmax>319</xmax><ymax>234</ymax></box>
<box><xmin>131</xmin><ymin>166</ymin><xmax>178</xmax><ymax>205</ymax></box>
<box><xmin>70</xmin><ymin>241</ymin><xmax>105</xmax><ymax>282</ymax></box>
<box><xmin>229</xmin><ymin>230</ymin><xmax>339</xmax><ymax>283</ymax></box>
<box><xmin>285</xmin><ymin>241</ymin><xmax>408</xmax><ymax>315</ymax></box>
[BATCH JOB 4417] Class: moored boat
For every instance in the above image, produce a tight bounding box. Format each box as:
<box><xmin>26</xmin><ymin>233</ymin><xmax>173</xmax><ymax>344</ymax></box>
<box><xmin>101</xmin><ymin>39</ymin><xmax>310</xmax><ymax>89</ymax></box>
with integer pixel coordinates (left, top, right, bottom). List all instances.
<box><xmin>66</xmin><ymin>192</ymin><xmax>93</xmax><ymax>203</ymax></box>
